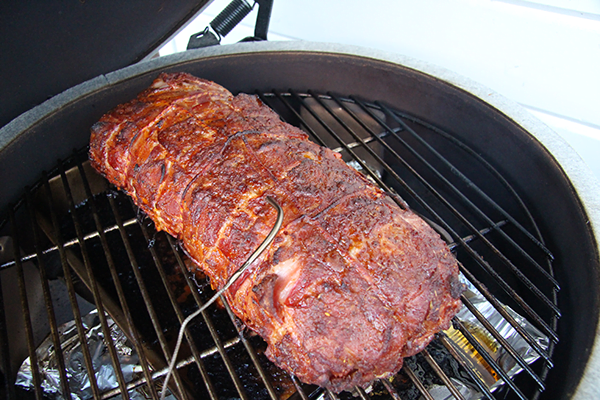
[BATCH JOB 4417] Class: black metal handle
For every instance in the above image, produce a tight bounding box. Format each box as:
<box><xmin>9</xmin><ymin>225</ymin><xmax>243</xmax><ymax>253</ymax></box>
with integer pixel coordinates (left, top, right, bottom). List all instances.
<box><xmin>253</xmin><ymin>0</ymin><xmax>273</xmax><ymax>40</ymax></box>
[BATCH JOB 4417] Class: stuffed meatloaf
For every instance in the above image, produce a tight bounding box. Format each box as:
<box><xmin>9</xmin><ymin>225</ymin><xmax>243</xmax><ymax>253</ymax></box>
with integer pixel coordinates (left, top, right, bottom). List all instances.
<box><xmin>89</xmin><ymin>72</ymin><xmax>463</xmax><ymax>392</ymax></box>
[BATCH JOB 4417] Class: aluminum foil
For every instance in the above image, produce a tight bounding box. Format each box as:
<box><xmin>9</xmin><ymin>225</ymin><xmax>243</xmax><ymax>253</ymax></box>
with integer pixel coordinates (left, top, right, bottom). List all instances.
<box><xmin>15</xmin><ymin>309</ymin><xmax>175</xmax><ymax>400</ymax></box>
<box><xmin>426</xmin><ymin>274</ymin><xmax>550</xmax><ymax>400</ymax></box>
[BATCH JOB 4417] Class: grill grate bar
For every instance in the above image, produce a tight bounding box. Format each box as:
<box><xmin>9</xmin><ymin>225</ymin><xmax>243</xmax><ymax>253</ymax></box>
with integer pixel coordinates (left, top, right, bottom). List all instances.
<box><xmin>80</xmin><ymin>184</ymin><xmax>160</xmax><ymax>398</ymax></box>
<box><xmin>0</xmin><ymin>217</ymin><xmax>138</xmax><ymax>271</ymax></box>
<box><xmin>421</xmin><ymin>349</ymin><xmax>467</xmax><ymax>400</ymax></box>
<box><xmin>437</xmin><ymin>332</ymin><xmax>496</xmax><ymax>400</ymax></box>
<box><xmin>102</xmin><ymin>194</ymin><xmax>161</xmax><ymax>399</ymax></box>
<box><xmin>109</xmin><ymin>198</ymin><xmax>190</xmax><ymax>400</ymax></box>
<box><xmin>403</xmin><ymin>365</ymin><xmax>435</xmax><ymax>400</ymax></box>
<box><xmin>164</xmin><ymin>235</ymin><xmax>251</xmax><ymax>400</ymax></box>
<box><xmin>330</xmin><ymin>130</ymin><xmax>391</xmax><ymax>153</ymax></box>
<box><xmin>25</xmin><ymin>190</ymin><xmax>73</xmax><ymax>399</ymax></box>
<box><xmin>1</xmin><ymin>215</ymin><xmax>501</xmax><ymax>293</ymax></box>
<box><xmin>326</xmin><ymin>388</ymin><xmax>340</xmax><ymax>400</ymax></box>
<box><xmin>460</xmin><ymin>294</ymin><xmax>546</xmax><ymax>389</ymax></box>
<box><xmin>222</xmin><ymin>301</ymin><xmax>280</xmax><ymax>400</ymax></box>
<box><xmin>448</xmin><ymin>220</ymin><xmax>508</xmax><ymax>251</ymax></box>
<box><xmin>379</xmin><ymin>378</ymin><xmax>403</xmax><ymax>400</ymax></box>
<box><xmin>9</xmin><ymin>208</ymin><xmax>43</xmax><ymax>400</ymax></box>
<box><xmin>354</xmin><ymin>385</ymin><xmax>370</xmax><ymax>399</ymax></box>
<box><xmin>453</xmin><ymin>318</ymin><xmax>529</xmax><ymax>400</ymax></box>
<box><xmin>64</xmin><ymin>160</ymin><xmax>132</xmax><ymax>397</ymax></box>
<box><xmin>290</xmin><ymin>375</ymin><xmax>311</xmax><ymax>400</ymax></box>
<box><xmin>139</xmin><ymin>225</ymin><xmax>220</xmax><ymax>400</ymax></box>
<box><xmin>342</xmin><ymin>96</ymin><xmax>559</xmax><ymax>341</ymax></box>
<box><xmin>42</xmin><ymin>171</ymin><xmax>101</xmax><ymax>399</ymax></box>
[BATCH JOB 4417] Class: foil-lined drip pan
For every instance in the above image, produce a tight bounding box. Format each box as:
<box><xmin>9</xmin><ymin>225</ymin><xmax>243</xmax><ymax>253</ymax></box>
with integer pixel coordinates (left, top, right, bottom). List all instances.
<box><xmin>425</xmin><ymin>275</ymin><xmax>549</xmax><ymax>400</ymax></box>
<box><xmin>15</xmin><ymin>309</ymin><xmax>175</xmax><ymax>400</ymax></box>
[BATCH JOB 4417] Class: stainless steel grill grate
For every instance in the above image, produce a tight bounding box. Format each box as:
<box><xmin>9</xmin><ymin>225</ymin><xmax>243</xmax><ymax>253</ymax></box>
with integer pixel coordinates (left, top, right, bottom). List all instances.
<box><xmin>0</xmin><ymin>91</ymin><xmax>559</xmax><ymax>400</ymax></box>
